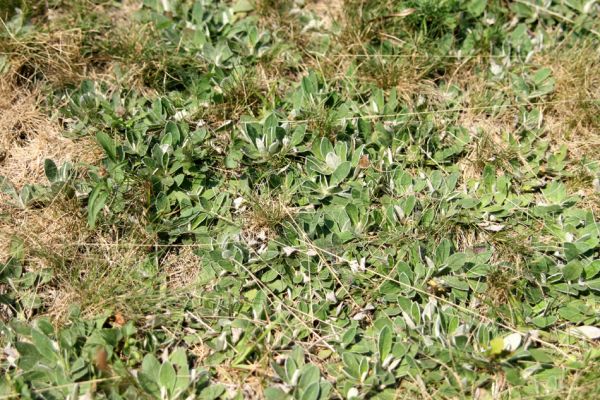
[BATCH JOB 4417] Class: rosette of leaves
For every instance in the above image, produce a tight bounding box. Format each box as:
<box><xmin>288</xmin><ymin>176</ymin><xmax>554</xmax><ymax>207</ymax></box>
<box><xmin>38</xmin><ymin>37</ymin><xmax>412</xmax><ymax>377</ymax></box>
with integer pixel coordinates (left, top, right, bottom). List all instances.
<box><xmin>303</xmin><ymin>138</ymin><xmax>364</xmax><ymax>201</ymax></box>
<box><xmin>137</xmin><ymin>348</ymin><xmax>208</xmax><ymax>399</ymax></box>
<box><xmin>311</xmin><ymin>201</ymin><xmax>377</xmax><ymax>246</ymax></box>
<box><xmin>266</xmin><ymin>347</ymin><xmax>332</xmax><ymax>400</ymax></box>
<box><xmin>511</xmin><ymin>67</ymin><xmax>555</xmax><ymax>100</ymax></box>
<box><xmin>133</xmin><ymin>121</ymin><xmax>229</xmax><ymax>240</ymax></box>
<box><xmin>235</xmin><ymin>113</ymin><xmax>306</xmax><ymax>164</ymax></box>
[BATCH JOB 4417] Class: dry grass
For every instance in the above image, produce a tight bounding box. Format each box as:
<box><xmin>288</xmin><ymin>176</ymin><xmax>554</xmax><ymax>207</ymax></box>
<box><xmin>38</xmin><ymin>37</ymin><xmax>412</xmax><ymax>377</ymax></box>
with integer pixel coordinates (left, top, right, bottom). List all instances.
<box><xmin>213</xmin><ymin>363</ymin><xmax>271</xmax><ymax>399</ymax></box>
<box><xmin>0</xmin><ymin>25</ymin><xmax>85</xmax><ymax>87</ymax></box>
<box><xmin>534</xmin><ymin>41</ymin><xmax>600</xmax><ymax>212</ymax></box>
<box><xmin>1</xmin><ymin>0</ymin><xmax>158</xmax><ymax>94</ymax></box>
<box><xmin>536</xmin><ymin>40</ymin><xmax>600</xmax><ymax>161</ymax></box>
<box><xmin>450</xmin><ymin>47</ymin><xmax>599</xmax><ymax>213</ymax></box>
<box><xmin>0</xmin><ymin>188</ymin><xmax>144</xmax><ymax>324</ymax></box>
<box><xmin>456</xmin><ymin>108</ymin><xmax>518</xmax><ymax>184</ymax></box>
<box><xmin>0</xmin><ymin>81</ymin><xmax>101</xmax><ymax>188</ymax></box>
<box><xmin>0</xmin><ymin>201</ymin><xmax>155</xmax><ymax>324</ymax></box>
<box><xmin>0</xmin><ymin>195</ymin><xmax>89</xmax><ymax>322</ymax></box>
<box><xmin>0</xmin><ymin>80</ymin><xmax>100</xmax><ymax>263</ymax></box>
<box><xmin>236</xmin><ymin>191</ymin><xmax>292</xmax><ymax>251</ymax></box>
<box><xmin>0</xmin><ymin>105</ymin><xmax>172</xmax><ymax>324</ymax></box>
<box><xmin>162</xmin><ymin>247</ymin><xmax>202</xmax><ymax>290</ymax></box>
<box><xmin>0</xmin><ymin>196</ymin><xmax>88</xmax><ymax>262</ymax></box>
<box><xmin>0</xmin><ymin>77</ymin><xmax>118</xmax><ymax>325</ymax></box>
<box><xmin>451</xmin><ymin>61</ymin><xmax>528</xmax><ymax>184</ymax></box>
<box><xmin>304</xmin><ymin>0</ymin><xmax>344</xmax><ymax>30</ymax></box>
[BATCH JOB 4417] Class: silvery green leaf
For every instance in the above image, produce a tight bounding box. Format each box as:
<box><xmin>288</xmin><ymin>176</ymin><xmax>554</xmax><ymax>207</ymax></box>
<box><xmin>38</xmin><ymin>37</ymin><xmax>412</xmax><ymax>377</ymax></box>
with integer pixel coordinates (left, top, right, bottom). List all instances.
<box><xmin>325</xmin><ymin>152</ymin><xmax>341</xmax><ymax>171</ymax></box>
<box><xmin>568</xmin><ymin>326</ymin><xmax>600</xmax><ymax>340</ymax></box>
<box><xmin>503</xmin><ymin>333</ymin><xmax>522</xmax><ymax>352</ymax></box>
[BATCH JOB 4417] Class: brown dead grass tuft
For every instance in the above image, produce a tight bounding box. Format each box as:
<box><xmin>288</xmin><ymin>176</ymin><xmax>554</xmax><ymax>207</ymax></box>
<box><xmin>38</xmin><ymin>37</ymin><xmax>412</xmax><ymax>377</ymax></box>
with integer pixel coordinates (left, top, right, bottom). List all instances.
<box><xmin>533</xmin><ymin>41</ymin><xmax>600</xmax><ymax>212</ymax></box>
<box><xmin>1</xmin><ymin>26</ymin><xmax>85</xmax><ymax>87</ymax></box>
<box><xmin>304</xmin><ymin>0</ymin><xmax>344</xmax><ymax>30</ymax></box>
<box><xmin>0</xmin><ymin>196</ymin><xmax>88</xmax><ymax>263</ymax></box>
<box><xmin>452</xmin><ymin>61</ymin><xmax>532</xmax><ymax>184</ymax></box>
<box><xmin>356</xmin><ymin>57</ymin><xmax>435</xmax><ymax>102</ymax></box>
<box><xmin>235</xmin><ymin>192</ymin><xmax>292</xmax><ymax>252</ymax></box>
<box><xmin>535</xmin><ymin>40</ymin><xmax>600</xmax><ymax>161</ymax></box>
<box><xmin>162</xmin><ymin>247</ymin><xmax>202</xmax><ymax>290</ymax></box>
<box><xmin>0</xmin><ymin>82</ymin><xmax>101</xmax><ymax>188</ymax></box>
<box><xmin>0</xmin><ymin>195</ymin><xmax>90</xmax><ymax>322</ymax></box>
<box><xmin>456</xmin><ymin>113</ymin><xmax>518</xmax><ymax>183</ymax></box>
<box><xmin>213</xmin><ymin>364</ymin><xmax>270</xmax><ymax>399</ymax></box>
<box><xmin>0</xmin><ymin>205</ymin><xmax>155</xmax><ymax>324</ymax></box>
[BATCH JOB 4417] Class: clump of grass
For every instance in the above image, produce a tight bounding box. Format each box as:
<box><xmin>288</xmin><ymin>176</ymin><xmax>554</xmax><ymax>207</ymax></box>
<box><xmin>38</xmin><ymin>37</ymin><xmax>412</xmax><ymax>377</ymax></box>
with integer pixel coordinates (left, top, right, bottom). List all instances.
<box><xmin>161</xmin><ymin>246</ymin><xmax>202</xmax><ymax>290</ymax></box>
<box><xmin>0</xmin><ymin>27</ymin><xmax>85</xmax><ymax>87</ymax></box>
<box><xmin>304</xmin><ymin>101</ymin><xmax>339</xmax><ymax>140</ymax></box>
<box><xmin>356</xmin><ymin>56</ymin><xmax>426</xmax><ymax>94</ymax></box>
<box><xmin>536</xmin><ymin>39</ymin><xmax>600</xmax><ymax>161</ymax></box>
<box><xmin>245</xmin><ymin>189</ymin><xmax>290</xmax><ymax>234</ymax></box>
<box><xmin>215</xmin><ymin>67</ymin><xmax>266</xmax><ymax>120</ymax></box>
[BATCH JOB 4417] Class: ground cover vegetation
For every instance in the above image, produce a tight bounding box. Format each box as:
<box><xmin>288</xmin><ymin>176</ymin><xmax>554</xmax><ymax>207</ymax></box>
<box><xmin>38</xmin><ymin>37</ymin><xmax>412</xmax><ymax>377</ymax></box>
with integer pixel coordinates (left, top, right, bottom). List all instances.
<box><xmin>0</xmin><ymin>0</ymin><xmax>599</xmax><ymax>398</ymax></box>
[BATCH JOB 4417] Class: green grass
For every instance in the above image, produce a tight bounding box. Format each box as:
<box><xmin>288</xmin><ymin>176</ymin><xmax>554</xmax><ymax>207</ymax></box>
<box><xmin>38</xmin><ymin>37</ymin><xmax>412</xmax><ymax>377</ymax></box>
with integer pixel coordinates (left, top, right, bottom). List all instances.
<box><xmin>1</xmin><ymin>0</ymin><xmax>599</xmax><ymax>399</ymax></box>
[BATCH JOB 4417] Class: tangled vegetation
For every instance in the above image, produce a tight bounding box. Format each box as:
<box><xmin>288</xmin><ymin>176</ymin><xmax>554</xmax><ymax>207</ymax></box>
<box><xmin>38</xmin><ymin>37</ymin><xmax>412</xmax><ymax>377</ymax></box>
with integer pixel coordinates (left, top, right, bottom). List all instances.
<box><xmin>1</xmin><ymin>0</ymin><xmax>599</xmax><ymax>398</ymax></box>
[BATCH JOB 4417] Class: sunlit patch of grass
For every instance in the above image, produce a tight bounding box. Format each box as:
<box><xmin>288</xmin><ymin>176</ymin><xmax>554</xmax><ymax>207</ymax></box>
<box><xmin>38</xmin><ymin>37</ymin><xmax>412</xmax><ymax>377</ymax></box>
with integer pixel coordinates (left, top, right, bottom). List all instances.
<box><xmin>536</xmin><ymin>39</ymin><xmax>600</xmax><ymax>160</ymax></box>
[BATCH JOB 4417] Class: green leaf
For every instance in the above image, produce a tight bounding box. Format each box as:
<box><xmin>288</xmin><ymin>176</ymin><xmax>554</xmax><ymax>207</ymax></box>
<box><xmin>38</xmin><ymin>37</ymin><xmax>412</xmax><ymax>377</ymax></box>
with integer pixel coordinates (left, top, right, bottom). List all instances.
<box><xmin>330</xmin><ymin>161</ymin><xmax>351</xmax><ymax>187</ymax></box>
<box><xmin>533</xmin><ymin>68</ymin><xmax>552</xmax><ymax>85</ymax></box>
<box><xmin>159</xmin><ymin>362</ymin><xmax>177</xmax><ymax>394</ymax></box>
<box><xmin>96</xmin><ymin>132</ymin><xmax>117</xmax><ymax>162</ymax></box>
<box><xmin>301</xmin><ymin>382</ymin><xmax>320</xmax><ymax>400</ymax></box>
<box><xmin>298</xmin><ymin>364</ymin><xmax>320</xmax><ymax>390</ymax></box>
<box><xmin>564</xmin><ymin>242</ymin><xmax>580</xmax><ymax>261</ymax></box>
<box><xmin>142</xmin><ymin>354</ymin><xmax>161</xmax><ymax>380</ymax></box>
<box><xmin>285</xmin><ymin>357</ymin><xmax>298</xmax><ymax>383</ymax></box>
<box><xmin>529</xmin><ymin>349</ymin><xmax>554</xmax><ymax>364</ymax></box>
<box><xmin>563</xmin><ymin>261</ymin><xmax>583</xmax><ymax>281</ymax></box>
<box><xmin>342</xmin><ymin>353</ymin><xmax>361</xmax><ymax>379</ymax></box>
<box><xmin>442</xmin><ymin>276</ymin><xmax>469</xmax><ymax>291</ymax></box>
<box><xmin>170</xmin><ymin>348</ymin><xmax>190</xmax><ymax>393</ymax></box>
<box><xmin>31</xmin><ymin>328</ymin><xmax>57</xmax><ymax>362</ymax></box>
<box><xmin>199</xmin><ymin>384</ymin><xmax>226</xmax><ymax>400</ymax></box>
<box><xmin>586</xmin><ymin>278</ymin><xmax>600</xmax><ymax>292</ymax></box>
<box><xmin>341</xmin><ymin>325</ymin><xmax>356</xmax><ymax>347</ymax></box>
<box><xmin>446</xmin><ymin>253</ymin><xmax>468</xmax><ymax>271</ymax></box>
<box><xmin>264</xmin><ymin>387</ymin><xmax>289</xmax><ymax>400</ymax></box>
<box><xmin>139</xmin><ymin>373</ymin><xmax>160</xmax><ymax>397</ymax></box>
<box><xmin>155</xmin><ymin>192</ymin><xmax>170</xmax><ymax>214</ymax></box>
<box><xmin>378</xmin><ymin>326</ymin><xmax>392</xmax><ymax>361</ymax></box>
<box><xmin>0</xmin><ymin>176</ymin><xmax>18</xmax><ymax>200</ymax></box>
<box><xmin>87</xmin><ymin>185</ymin><xmax>108</xmax><ymax>228</ymax></box>
<box><xmin>468</xmin><ymin>0</ymin><xmax>487</xmax><ymax>16</ymax></box>
<box><xmin>44</xmin><ymin>159</ymin><xmax>58</xmax><ymax>183</ymax></box>
<box><xmin>531</xmin><ymin>315</ymin><xmax>557</xmax><ymax>328</ymax></box>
